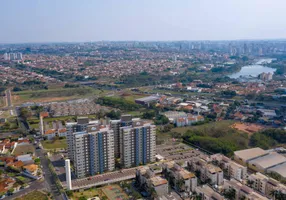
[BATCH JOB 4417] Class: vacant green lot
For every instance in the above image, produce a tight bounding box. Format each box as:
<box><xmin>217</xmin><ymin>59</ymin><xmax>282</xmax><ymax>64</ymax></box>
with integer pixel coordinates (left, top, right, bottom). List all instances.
<box><xmin>0</xmin><ymin>97</ymin><xmax>5</xmax><ymax>107</ymax></box>
<box><xmin>13</xmin><ymin>144</ymin><xmax>35</xmax><ymax>155</ymax></box>
<box><xmin>172</xmin><ymin>120</ymin><xmax>235</xmax><ymax>135</ymax></box>
<box><xmin>157</xmin><ymin>120</ymin><xmax>252</xmax><ymax>156</ymax></box>
<box><xmin>15</xmin><ymin>190</ymin><xmax>48</xmax><ymax>200</ymax></box>
<box><xmin>13</xmin><ymin>87</ymin><xmax>103</xmax><ymax>104</ymax></box>
<box><xmin>71</xmin><ymin>187</ymin><xmax>101</xmax><ymax>200</ymax></box>
<box><xmin>42</xmin><ymin>139</ymin><xmax>67</xmax><ymax>150</ymax></box>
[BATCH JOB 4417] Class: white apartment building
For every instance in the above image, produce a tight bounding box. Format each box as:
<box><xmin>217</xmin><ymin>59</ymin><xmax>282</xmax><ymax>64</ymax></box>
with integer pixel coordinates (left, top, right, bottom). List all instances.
<box><xmin>67</xmin><ymin>116</ymin><xmax>156</xmax><ymax>177</ymax></box>
<box><xmin>67</xmin><ymin>118</ymin><xmax>114</xmax><ymax>178</ymax></box>
<box><xmin>70</xmin><ymin>126</ymin><xmax>114</xmax><ymax>178</ymax></box>
<box><xmin>109</xmin><ymin>114</ymin><xmax>133</xmax><ymax>158</ymax></box>
<box><xmin>120</xmin><ymin>119</ymin><xmax>156</xmax><ymax>168</ymax></box>
<box><xmin>3</xmin><ymin>52</ymin><xmax>23</xmax><ymax>61</ymax></box>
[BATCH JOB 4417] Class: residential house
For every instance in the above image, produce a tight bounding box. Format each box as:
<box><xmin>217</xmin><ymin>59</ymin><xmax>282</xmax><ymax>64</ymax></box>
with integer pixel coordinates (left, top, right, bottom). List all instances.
<box><xmin>23</xmin><ymin>164</ymin><xmax>38</xmax><ymax>176</ymax></box>
<box><xmin>0</xmin><ymin>178</ymin><xmax>16</xmax><ymax>195</ymax></box>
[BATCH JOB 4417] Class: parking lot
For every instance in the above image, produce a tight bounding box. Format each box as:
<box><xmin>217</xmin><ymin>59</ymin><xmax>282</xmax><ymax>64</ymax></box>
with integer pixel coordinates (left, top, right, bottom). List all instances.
<box><xmin>156</xmin><ymin>143</ymin><xmax>206</xmax><ymax>161</ymax></box>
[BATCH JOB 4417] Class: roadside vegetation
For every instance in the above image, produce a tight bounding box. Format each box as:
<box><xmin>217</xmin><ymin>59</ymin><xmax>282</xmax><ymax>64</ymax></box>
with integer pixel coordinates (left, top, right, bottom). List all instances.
<box><xmin>15</xmin><ymin>190</ymin><xmax>49</xmax><ymax>200</ymax></box>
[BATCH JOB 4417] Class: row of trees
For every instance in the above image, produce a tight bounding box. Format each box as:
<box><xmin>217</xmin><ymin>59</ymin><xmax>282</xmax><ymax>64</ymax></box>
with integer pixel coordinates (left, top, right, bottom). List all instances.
<box><xmin>96</xmin><ymin>97</ymin><xmax>141</xmax><ymax>111</ymax></box>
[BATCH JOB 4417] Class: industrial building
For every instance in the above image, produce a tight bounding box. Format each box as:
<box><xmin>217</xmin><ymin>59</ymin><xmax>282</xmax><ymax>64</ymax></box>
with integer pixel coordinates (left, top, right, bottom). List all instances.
<box><xmin>135</xmin><ymin>96</ymin><xmax>160</xmax><ymax>106</ymax></box>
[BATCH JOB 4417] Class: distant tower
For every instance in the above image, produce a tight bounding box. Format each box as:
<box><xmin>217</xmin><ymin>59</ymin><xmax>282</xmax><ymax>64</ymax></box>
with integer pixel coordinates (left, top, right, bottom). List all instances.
<box><xmin>173</xmin><ymin>55</ymin><xmax>177</xmax><ymax>62</ymax></box>
<box><xmin>65</xmin><ymin>159</ymin><xmax>72</xmax><ymax>190</ymax></box>
<box><xmin>40</xmin><ymin>116</ymin><xmax>44</xmax><ymax>135</ymax></box>
<box><xmin>3</xmin><ymin>53</ymin><xmax>9</xmax><ymax>60</ymax></box>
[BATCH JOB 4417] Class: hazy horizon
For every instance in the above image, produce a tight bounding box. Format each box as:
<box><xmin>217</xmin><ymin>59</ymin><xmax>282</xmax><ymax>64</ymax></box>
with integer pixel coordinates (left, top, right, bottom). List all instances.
<box><xmin>1</xmin><ymin>0</ymin><xmax>286</xmax><ymax>43</ymax></box>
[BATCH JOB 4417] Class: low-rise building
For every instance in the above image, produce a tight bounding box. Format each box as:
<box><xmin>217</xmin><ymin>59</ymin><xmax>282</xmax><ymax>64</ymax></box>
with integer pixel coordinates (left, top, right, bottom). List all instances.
<box><xmin>135</xmin><ymin>167</ymin><xmax>168</xmax><ymax>197</ymax></box>
<box><xmin>135</xmin><ymin>96</ymin><xmax>160</xmax><ymax>106</ymax></box>
<box><xmin>163</xmin><ymin>111</ymin><xmax>204</xmax><ymax>127</ymax></box>
<box><xmin>162</xmin><ymin>161</ymin><xmax>197</xmax><ymax>194</ymax></box>
<box><xmin>223</xmin><ymin>178</ymin><xmax>268</xmax><ymax>200</ymax></box>
<box><xmin>211</xmin><ymin>154</ymin><xmax>247</xmax><ymax>181</ymax></box>
<box><xmin>267</xmin><ymin>162</ymin><xmax>286</xmax><ymax>179</ymax></box>
<box><xmin>248</xmin><ymin>172</ymin><xmax>286</xmax><ymax>198</ymax></box>
<box><xmin>188</xmin><ymin>157</ymin><xmax>223</xmax><ymax>185</ymax></box>
<box><xmin>248</xmin><ymin>152</ymin><xmax>286</xmax><ymax>173</ymax></box>
<box><xmin>234</xmin><ymin>147</ymin><xmax>268</xmax><ymax>166</ymax></box>
<box><xmin>23</xmin><ymin>164</ymin><xmax>38</xmax><ymax>176</ymax></box>
<box><xmin>195</xmin><ymin>185</ymin><xmax>224</xmax><ymax>200</ymax></box>
<box><xmin>0</xmin><ymin>178</ymin><xmax>16</xmax><ymax>195</ymax></box>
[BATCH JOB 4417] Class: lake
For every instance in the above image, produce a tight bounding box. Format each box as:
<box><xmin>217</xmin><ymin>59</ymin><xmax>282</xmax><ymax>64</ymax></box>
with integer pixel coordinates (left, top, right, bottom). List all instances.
<box><xmin>229</xmin><ymin>59</ymin><xmax>276</xmax><ymax>79</ymax></box>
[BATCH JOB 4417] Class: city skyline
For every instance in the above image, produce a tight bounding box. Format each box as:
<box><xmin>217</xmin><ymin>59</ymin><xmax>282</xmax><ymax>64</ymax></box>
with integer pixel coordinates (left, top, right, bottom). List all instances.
<box><xmin>1</xmin><ymin>0</ymin><xmax>286</xmax><ymax>43</ymax></box>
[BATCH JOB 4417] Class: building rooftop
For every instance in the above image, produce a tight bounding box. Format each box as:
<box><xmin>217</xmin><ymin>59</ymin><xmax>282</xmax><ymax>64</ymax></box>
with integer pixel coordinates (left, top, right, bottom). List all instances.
<box><xmin>234</xmin><ymin>147</ymin><xmax>267</xmax><ymax>161</ymax></box>
<box><xmin>135</xmin><ymin>96</ymin><xmax>160</xmax><ymax>103</ymax></box>
<box><xmin>207</xmin><ymin>164</ymin><xmax>222</xmax><ymax>174</ymax></box>
<box><xmin>249</xmin><ymin>152</ymin><xmax>286</xmax><ymax>170</ymax></box>
<box><xmin>150</xmin><ymin>176</ymin><xmax>168</xmax><ymax>187</ymax></box>
<box><xmin>267</xmin><ymin>162</ymin><xmax>286</xmax><ymax>178</ymax></box>
<box><xmin>23</xmin><ymin>164</ymin><xmax>38</xmax><ymax>172</ymax></box>
<box><xmin>196</xmin><ymin>185</ymin><xmax>223</xmax><ymax>199</ymax></box>
<box><xmin>178</xmin><ymin>169</ymin><xmax>196</xmax><ymax>180</ymax></box>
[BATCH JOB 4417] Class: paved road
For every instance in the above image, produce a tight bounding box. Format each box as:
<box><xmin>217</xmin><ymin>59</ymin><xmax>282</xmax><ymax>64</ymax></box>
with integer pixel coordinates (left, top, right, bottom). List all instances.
<box><xmin>3</xmin><ymin>180</ymin><xmax>46</xmax><ymax>200</ymax></box>
<box><xmin>5</xmin><ymin>89</ymin><xmax>12</xmax><ymax>107</ymax></box>
<box><xmin>35</xmin><ymin>148</ymin><xmax>63</xmax><ymax>200</ymax></box>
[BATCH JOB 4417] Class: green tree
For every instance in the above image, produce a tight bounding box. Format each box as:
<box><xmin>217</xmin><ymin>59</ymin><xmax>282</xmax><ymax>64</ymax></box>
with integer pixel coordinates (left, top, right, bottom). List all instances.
<box><xmin>19</xmin><ymin>108</ymin><xmax>32</xmax><ymax>120</ymax></box>
<box><xmin>66</xmin><ymin>190</ymin><xmax>73</xmax><ymax>197</ymax></box>
<box><xmin>223</xmin><ymin>188</ymin><xmax>236</xmax><ymax>200</ymax></box>
<box><xmin>106</xmin><ymin>110</ymin><xmax>121</xmax><ymax>119</ymax></box>
<box><xmin>142</xmin><ymin>110</ymin><xmax>156</xmax><ymax>119</ymax></box>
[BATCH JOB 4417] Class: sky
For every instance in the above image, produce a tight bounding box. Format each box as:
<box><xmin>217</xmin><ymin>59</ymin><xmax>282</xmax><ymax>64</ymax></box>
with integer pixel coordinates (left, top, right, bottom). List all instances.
<box><xmin>0</xmin><ymin>0</ymin><xmax>286</xmax><ymax>43</ymax></box>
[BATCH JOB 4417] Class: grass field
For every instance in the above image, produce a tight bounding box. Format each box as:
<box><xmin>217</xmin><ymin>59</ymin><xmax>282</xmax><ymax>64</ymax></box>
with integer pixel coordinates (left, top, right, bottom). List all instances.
<box><xmin>15</xmin><ymin>190</ymin><xmax>48</xmax><ymax>200</ymax></box>
<box><xmin>172</xmin><ymin>120</ymin><xmax>236</xmax><ymax>135</ymax></box>
<box><xmin>13</xmin><ymin>144</ymin><xmax>35</xmax><ymax>155</ymax></box>
<box><xmin>121</xmin><ymin>93</ymin><xmax>147</xmax><ymax>102</ymax></box>
<box><xmin>0</xmin><ymin>97</ymin><xmax>5</xmax><ymax>107</ymax></box>
<box><xmin>12</xmin><ymin>87</ymin><xmax>104</xmax><ymax>105</ymax></box>
<box><xmin>125</xmin><ymin>111</ymin><xmax>143</xmax><ymax>117</ymax></box>
<box><xmin>71</xmin><ymin>187</ymin><xmax>101</xmax><ymax>200</ymax></box>
<box><xmin>41</xmin><ymin>139</ymin><xmax>67</xmax><ymax>150</ymax></box>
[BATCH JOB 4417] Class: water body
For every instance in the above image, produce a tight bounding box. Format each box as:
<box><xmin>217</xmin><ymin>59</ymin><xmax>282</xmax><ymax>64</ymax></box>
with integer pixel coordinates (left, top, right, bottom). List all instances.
<box><xmin>229</xmin><ymin>59</ymin><xmax>276</xmax><ymax>79</ymax></box>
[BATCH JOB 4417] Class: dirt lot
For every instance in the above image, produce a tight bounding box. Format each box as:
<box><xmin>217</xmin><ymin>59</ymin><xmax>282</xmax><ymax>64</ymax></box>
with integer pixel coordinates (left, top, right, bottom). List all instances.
<box><xmin>231</xmin><ymin>122</ymin><xmax>264</xmax><ymax>135</ymax></box>
<box><xmin>13</xmin><ymin>144</ymin><xmax>35</xmax><ymax>155</ymax></box>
